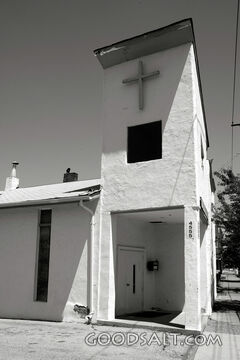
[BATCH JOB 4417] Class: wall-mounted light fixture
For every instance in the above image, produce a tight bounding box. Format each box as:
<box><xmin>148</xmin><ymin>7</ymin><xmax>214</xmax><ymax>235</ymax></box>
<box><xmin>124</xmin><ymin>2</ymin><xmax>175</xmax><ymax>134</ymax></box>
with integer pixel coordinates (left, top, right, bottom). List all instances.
<box><xmin>147</xmin><ymin>260</ymin><xmax>159</xmax><ymax>271</ymax></box>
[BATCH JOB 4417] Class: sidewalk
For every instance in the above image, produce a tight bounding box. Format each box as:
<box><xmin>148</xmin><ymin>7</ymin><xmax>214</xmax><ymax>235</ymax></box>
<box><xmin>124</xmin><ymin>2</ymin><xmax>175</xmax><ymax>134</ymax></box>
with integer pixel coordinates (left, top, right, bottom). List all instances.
<box><xmin>194</xmin><ymin>272</ymin><xmax>240</xmax><ymax>360</ymax></box>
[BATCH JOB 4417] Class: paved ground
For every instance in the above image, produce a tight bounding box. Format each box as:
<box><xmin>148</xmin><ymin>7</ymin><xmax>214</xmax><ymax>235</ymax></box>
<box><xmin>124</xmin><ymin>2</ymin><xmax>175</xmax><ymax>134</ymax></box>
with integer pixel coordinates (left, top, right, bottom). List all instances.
<box><xmin>1</xmin><ymin>270</ymin><xmax>239</xmax><ymax>359</ymax></box>
<box><xmin>0</xmin><ymin>318</ymin><xmax>191</xmax><ymax>360</ymax></box>
<box><xmin>194</xmin><ymin>270</ymin><xmax>240</xmax><ymax>360</ymax></box>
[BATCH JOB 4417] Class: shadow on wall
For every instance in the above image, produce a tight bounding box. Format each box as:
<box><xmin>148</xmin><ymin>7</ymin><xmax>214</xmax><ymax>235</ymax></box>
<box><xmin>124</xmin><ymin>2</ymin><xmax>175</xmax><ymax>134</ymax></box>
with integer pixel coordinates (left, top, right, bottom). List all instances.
<box><xmin>44</xmin><ymin>206</ymin><xmax>89</xmax><ymax>321</ymax></box>
<box><xmin>112</xmin><ymin>214</ymin><xmax>185</xmax><ymax>315</ymax></box>
<box><xmin>154</xmin><ymin>223</ymin><xmax>185</xmax><ymax>312</ymax></box>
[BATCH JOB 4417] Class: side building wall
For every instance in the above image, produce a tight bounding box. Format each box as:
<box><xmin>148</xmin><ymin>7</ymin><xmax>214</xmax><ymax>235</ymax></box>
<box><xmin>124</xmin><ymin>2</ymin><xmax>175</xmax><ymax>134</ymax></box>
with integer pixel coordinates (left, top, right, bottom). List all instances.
<box><xmin>192</xmin><ymin>48</ymin><xmax>215</xmax><ymax>316</ymax></box>
<box><xmin>0</xmin><ymin>203</ymin><xmax>89</xmax><ymax>321</ymax></box>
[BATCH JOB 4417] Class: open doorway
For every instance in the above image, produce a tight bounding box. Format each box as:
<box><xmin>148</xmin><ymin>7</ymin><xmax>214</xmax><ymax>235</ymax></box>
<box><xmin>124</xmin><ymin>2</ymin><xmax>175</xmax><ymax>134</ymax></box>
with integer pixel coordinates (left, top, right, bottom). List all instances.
<box><xmin>112</xmin><ymin>207</ymin><xmax>185</xmax><ymax>328</ymax></box>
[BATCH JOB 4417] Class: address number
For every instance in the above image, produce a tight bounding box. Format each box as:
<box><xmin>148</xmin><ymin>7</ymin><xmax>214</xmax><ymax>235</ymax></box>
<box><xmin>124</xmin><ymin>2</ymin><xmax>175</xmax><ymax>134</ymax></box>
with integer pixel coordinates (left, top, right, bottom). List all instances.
<box><xmin>188</xmin><ymin>221</ymin><xmax>193</xmax><ymax>239</ymax></box>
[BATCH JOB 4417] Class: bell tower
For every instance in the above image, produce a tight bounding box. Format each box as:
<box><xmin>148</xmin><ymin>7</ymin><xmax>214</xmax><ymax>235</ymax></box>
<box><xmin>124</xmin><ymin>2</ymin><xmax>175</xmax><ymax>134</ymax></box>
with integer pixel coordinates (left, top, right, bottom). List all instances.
<box><xmin>94</xmin><ymin>19</ymin><xmax>209</xmax><ymax>212</ymax></box>
<box><xmin>94</xmin><ymin>19</ymin><xmax>212</xmax><ymax>332</ymax></box>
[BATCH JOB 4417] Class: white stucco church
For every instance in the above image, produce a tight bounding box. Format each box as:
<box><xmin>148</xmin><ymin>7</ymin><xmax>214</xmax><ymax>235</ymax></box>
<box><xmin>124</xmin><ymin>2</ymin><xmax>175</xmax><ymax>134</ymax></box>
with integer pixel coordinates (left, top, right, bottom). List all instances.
<box><xmin>0</xmin><ymin>19</ymin><xmax>216</xmax><ymax>332</ymax></box>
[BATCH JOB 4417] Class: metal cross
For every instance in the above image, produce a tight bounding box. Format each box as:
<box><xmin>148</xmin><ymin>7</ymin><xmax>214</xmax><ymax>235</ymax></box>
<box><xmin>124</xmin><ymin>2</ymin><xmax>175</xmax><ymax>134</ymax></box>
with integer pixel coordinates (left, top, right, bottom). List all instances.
<box><xmin>122</xmin><ymin>60</ymin><xmax>160</xmax><ymax>110</ymax></box>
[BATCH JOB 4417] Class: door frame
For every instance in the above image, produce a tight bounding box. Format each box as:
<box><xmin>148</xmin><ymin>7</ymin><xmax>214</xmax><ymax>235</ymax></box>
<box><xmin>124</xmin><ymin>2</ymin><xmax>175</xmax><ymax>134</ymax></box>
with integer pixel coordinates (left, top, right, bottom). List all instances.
<box><xmin>116</xmin><ymin>245</ymin><xmax>146</xmax><ymax>315</ymax></box>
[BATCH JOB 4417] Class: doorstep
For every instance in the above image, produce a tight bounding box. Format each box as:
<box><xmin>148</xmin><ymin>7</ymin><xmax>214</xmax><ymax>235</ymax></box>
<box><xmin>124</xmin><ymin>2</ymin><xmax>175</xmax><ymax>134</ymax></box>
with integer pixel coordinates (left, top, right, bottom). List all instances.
<box><xmin>97</xmin><ymin>318</ymin><xmax>201</xmax><ymax>336</ymax></box>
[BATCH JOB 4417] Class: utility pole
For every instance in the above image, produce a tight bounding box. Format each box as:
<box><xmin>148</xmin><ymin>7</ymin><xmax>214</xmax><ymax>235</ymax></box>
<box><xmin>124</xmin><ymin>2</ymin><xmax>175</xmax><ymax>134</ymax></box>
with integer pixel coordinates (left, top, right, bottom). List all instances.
<box><xmin>231</xmin><ymin>0</ymin><xmax>240</xmax><ymax>170</ymax></box>
<box><xmin>231</xmin><ymin>123</ymin><xmax>240</xmax><ymax>170</ymax></box>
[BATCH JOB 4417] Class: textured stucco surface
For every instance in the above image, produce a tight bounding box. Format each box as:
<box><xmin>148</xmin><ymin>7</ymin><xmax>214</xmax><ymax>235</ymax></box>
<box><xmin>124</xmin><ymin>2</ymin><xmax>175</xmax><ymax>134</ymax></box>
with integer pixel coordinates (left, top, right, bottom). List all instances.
<box><xmin>0</xmin><ymin>203</ymin><xmax>89</xmax><ymax>321</ymax></box>
<box><xmin>154</xmin><ymin>223</ymin><xmax>185</xmax><ymax>311</ymax></box>
<box><xmin>101</xmin><ymin>43</ymin><xmax>196</xmax><ymax>212</ymax></box>
<box><xmin>184</xmin><ymin>206</ymin><xmax>201</xmax><ymax>331</ymax></box>
<box><xmin>97</xmin><ymin>43</ymin><xmax>215</xmax><ymax>331</ymax></box>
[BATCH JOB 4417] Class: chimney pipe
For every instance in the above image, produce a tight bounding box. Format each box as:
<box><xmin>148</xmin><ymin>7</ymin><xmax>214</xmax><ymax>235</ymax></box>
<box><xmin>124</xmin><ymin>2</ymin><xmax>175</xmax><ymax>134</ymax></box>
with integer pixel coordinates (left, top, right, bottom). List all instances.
<box><xmin>63</xmin><ymin>168</ymin><xmax>78</xmax><ymax>182</ymax></box>
<box><xmin>5</xmin><ymin>161</ymin><xmax>20</xmax><ymax>190</ymax></box>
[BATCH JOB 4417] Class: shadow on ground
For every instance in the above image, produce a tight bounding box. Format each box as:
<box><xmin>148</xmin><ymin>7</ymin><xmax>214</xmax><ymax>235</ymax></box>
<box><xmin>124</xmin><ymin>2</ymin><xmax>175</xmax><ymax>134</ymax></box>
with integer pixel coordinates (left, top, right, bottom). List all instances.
<box><xmin>117</xmin><ymin>310</ymin><xmax>185</xmax><ymax>329</ymax></box>
<box><xmin>213</xmin><ymin>300</ymin><xmax>240</xmax><ymax>312</ymax></box>
<box><xmin>217</xmin><ymin>286</ymin><xmax>240</xmax><ymax>293</ymax></box>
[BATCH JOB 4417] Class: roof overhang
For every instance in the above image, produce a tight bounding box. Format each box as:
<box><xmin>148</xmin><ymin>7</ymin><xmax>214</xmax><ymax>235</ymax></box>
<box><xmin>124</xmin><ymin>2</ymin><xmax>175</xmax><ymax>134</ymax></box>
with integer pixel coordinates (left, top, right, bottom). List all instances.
<box><xmin>0</xmin><ymin>193</ymin><xmax>100</xmax><ymax>210</ymax></box>
<box><xmin>94</xmin><ymin>19</ymin><xmax>194</xmax><ymax>69</ymax></box>
<box><xmin>94</xmin><ymin>18</ymin><xmax>209</xmax><ymax>148</ymax></box>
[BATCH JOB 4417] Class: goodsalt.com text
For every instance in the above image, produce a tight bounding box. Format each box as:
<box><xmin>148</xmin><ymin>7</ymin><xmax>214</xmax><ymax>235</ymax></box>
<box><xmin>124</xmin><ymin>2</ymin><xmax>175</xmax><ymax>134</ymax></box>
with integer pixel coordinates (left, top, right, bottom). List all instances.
<box><xmin>85</xmin><ymin>332</ymin><xmax>222</xmax><ymax>347</ymax></box>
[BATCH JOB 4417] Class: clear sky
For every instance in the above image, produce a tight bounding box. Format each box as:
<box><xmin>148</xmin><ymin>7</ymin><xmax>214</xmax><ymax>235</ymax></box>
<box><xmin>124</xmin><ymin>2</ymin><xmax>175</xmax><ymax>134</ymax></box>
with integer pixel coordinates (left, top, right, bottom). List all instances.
<box><xmin>0</xmin><ymin>0</ymin><xmax>239</xmax><ymax>189</ymax></box>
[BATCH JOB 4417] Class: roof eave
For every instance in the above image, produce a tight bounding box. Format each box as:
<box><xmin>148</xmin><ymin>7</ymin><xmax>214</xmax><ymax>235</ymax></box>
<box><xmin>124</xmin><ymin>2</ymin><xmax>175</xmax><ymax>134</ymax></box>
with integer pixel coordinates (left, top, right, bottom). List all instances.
<box><xmin>0</xmin><ymin>193</ymin><xmax>100</xmax><ymax>210</ymax></box>
<box><xmin>94</xmin><ymin>18</ymin><xmax>194</xmax><ymax>68</ymax></box>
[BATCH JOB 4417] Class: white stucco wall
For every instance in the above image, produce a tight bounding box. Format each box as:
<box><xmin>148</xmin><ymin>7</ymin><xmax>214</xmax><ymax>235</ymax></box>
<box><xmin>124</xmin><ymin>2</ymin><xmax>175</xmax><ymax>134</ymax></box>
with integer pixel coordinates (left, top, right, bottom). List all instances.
<box><xmin>101</xmin><ymin>43</ymin><xmax>197</xmax><ymax>211</ymax></box>
<box><xmin>191</xmin><ymin>46</ymin><xmax>215</xmax><ymax>316</ymax></box>
<box><xmin>184</xmin><ymin>205</ymin><xmax>201</xmax><ymax>331</ymax></box>
<box><xmin>200</xmin><ymin>221</ymin><xmax>208</xmax><ymax>312</ymax></box>
<box><xmin>192</xmin><ymin>44</ymin><xmax>209</xmax><ymax>208</ymax></box>
<box><xmin>154</xmin><ymin>223</ymin><xmax>185</xmax><ymax>311</ymax></box>
<box><xmin>0</xmin><ymin>203</ymin><xmax>90</xmax><ymax>321</ymax></box>
<box><xmin>97</xmin><ymin>42</ymin><xmax>215</xmax><ymax>331</ymax></box>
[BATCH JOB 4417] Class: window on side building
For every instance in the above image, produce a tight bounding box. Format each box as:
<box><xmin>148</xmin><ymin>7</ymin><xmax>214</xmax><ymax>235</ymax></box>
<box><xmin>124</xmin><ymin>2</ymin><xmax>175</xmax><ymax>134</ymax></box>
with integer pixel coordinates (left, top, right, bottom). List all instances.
<box><xmin>35</xmin><ymin>209</ymin><xmax>52</xmax><ymax>302</ymax></box>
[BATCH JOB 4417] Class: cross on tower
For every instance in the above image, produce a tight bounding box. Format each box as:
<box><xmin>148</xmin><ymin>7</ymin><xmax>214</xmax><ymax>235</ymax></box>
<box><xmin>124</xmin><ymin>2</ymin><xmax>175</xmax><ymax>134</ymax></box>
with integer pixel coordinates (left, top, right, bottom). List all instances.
<box><xmin>122</xmin><ymin>60</ymin><xmax>160</xmax><ymax>110</ymax></box>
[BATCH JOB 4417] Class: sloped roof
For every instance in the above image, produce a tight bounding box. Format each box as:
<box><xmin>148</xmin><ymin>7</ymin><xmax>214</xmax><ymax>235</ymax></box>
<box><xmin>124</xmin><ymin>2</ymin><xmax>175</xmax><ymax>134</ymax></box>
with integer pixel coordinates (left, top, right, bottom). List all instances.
<box><xmin>0</xmin><ymin>179</ymin><xmax>102</xmax><ymax>208</ymax></box>
<box><xmin>94</xmin><ymin>19</ymin><xmax>194</xmax><ymax>69</ymax></box>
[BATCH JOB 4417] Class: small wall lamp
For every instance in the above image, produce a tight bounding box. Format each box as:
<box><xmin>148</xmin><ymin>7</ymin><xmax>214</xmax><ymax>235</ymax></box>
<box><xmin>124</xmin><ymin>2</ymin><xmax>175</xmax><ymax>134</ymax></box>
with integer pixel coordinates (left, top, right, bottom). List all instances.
<box><xmin>147</xmin><ymin>260</ymin><xmax>159</xmax><ymax>271</ymax></box>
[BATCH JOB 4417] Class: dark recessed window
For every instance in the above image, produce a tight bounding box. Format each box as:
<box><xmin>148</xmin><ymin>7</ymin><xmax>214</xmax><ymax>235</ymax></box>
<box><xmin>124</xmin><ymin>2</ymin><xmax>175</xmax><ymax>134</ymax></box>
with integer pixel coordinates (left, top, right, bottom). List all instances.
<box><xmin>127</xmin><ymin>120</ymin><xmax>162</xmax><ymax>163</ymax></box>
<box><xmin>35</xmin><ymin>209</ymin><xmax>52</xmax><ymax>302</ymax></box>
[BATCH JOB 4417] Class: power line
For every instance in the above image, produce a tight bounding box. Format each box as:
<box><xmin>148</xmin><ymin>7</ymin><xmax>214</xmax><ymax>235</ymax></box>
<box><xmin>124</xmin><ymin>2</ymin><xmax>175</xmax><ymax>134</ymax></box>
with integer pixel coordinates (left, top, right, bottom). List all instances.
<box><xmin>231</xmin><ymin>0</ymin><xmax>240</xmax><ymax>170</ymax></box>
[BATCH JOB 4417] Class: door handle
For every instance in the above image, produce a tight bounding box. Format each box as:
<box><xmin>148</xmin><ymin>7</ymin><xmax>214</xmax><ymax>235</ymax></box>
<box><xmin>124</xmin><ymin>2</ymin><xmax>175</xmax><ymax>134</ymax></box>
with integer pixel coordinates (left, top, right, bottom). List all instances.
<box><xmin>126</xmin><ymin>283</ymin><xmax>130</xmax><ymax>286</ymax></box>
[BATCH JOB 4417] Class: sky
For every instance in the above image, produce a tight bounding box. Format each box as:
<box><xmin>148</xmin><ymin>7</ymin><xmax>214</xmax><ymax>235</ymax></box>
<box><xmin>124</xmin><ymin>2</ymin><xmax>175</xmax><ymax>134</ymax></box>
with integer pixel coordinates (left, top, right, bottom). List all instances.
<box><xmin>0</xmin><ymin>0</ymin><xmax>239</xmax><ymax>189</ymax></box>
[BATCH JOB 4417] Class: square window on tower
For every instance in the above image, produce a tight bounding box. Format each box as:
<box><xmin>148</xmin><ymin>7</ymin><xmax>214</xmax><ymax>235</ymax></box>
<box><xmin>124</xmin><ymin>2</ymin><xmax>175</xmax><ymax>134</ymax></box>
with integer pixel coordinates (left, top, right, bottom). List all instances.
<box><xmin>127</xmin><ymin>120</ymin><xmax>162</xmax><ymax>163</ymax></box>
